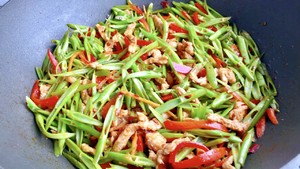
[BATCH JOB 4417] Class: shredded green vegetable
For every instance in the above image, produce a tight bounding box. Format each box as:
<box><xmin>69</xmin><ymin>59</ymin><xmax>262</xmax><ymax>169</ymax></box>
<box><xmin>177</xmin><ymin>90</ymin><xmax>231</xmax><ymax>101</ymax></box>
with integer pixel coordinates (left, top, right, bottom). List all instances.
<box><xmin>26</xmin><ymin>0</ymin><xmax>279</xmax><ymax>168</ymax></box>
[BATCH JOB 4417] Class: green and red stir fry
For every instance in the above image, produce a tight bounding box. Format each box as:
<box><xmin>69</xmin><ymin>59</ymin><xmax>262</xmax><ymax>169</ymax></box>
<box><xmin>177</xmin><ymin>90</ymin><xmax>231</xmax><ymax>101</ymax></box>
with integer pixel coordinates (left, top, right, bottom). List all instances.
<box><xmin>26</xmin><ymin>0</ymin><xmax>279</xmax><ymax>168</ymax></box>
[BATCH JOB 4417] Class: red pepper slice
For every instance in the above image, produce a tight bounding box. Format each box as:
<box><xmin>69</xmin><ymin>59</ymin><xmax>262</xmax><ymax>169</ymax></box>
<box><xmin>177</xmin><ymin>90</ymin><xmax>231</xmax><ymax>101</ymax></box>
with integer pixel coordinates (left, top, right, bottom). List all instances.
<box><xmin>266</xmin><ymin>108</ymin><xmax>279</xmax><ymax>125</ymax></box>
<box><xmin>192</xmin><ymin>12</ymin><xmax>201</xmax><ymax>25</ymax></box>
<box><xmin>139</xmin><ymin>18</ymin><xmax>150</xmax><ymax>32</ymax></box>
<box><xmin>100</xmin><ymin>162</ymin><xmax>111</xmax><ymax>169</ymax></box>
<box><xmin>140</xmin><ymin>53</ymin><xmax>149</xmax><ymax>61</ymax></box>
<box><xmin>255</xmin><ymin>115</ymin><xmax>266</xmax><ymax>138</ymax></box>
<box><xmin>167</xmin><ymin>32</ymin><xmax>175</xmax><ymax>39</ymax></box>
<box><xmin>124</xmin><ymin>36</ymin><xmax>131</xmax><ymax>48</ymax></box>
<box><xmin>136</xmin><ymin>132</ymin><xmax>144</xmax><ymax>152</ymax></box>
<box><xmin>181</xmin><ymin>10</ymin><xmax>191</xmax><ymax>21</ymax></box>
<box><xmin>30</xmin><ymin>80</ymin><xmax>60</xmax><ymax>110</ymax></box>
<box><xmin>170</xmin><ymin>142</ymin><xmax>226</xmax><ymax>168</ymax></box>
<box><xmin>249</xmin><ymin>143</ymin><xmax>260</xmax><ymax>154</ymax></box>
<box><xmin>161</xmin><ymin>93</ymin><xmax>174</xmax><ymax>102</ymax></box>
<box><xmin>47</xmin><ymin>49</ymin><xmax>61</xmax><ymax>73</ymax></box>
<box><xmin>114</xmin><ymin>42</ymin><xmax>123</xmax><ymax>51</ymax></box>
<box><xmin>195</xmin><ymin>2</ymin><xmax>208</xmax><ymax>15</ymax></box>
<box><xmin>120</xmin><ymin>51</ymin><xmax>131</xmax><ymax>60</ymax></box>
<box><xmin>169</xmin><ymin>23</ymin><xmax>188</xmax><ymax>34</ymax></box>
<box><xmin>208</xmin><ymin>25</ymin><xmax>218</xmax><ymax>32</ymax></box>
<box><xmin>169</xmin><ymin>142</ymin><xmax>209</xmax><ymax>165</ymax></box>
<box><xmin>251</xmin><ymin>99</ymin><xmax>261</xmax><ymax>105</ymax></box>
<box><xmin>164</xmin><ymin>119</ymin><xmax>228</xmax><ymax>132</ymax></box>
<box><xmin>198</xmin><ymin>68</ymin><xmax>207</xmax><ymax>77</ymax></box>
<box><xmin>100</xmin><ymin>93</ymin><xmax>120</xmax><ymax>118</ymax></box>
<box><xmin>137</xmin><ymin>39</ymin><xmax>153</xmax><ymax>46</ymax></box>
<box><xmin>160</xmin><ymin>1</ymin><xmax>169</xmax><ymax>8</ymax></box>
<box><xmin>128</xmin><ymin>2</ymin><xmax>143</xmax><ymax>15</ymax></box>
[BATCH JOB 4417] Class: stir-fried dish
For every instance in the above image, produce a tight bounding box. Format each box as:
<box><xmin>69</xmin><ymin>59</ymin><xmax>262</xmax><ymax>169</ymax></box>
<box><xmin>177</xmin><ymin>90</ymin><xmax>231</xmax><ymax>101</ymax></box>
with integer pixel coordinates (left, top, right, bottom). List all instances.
<box><xmin>26</xmin><ymin>0</ymin><xmax>279</xmax><ymax>168</ymax></box>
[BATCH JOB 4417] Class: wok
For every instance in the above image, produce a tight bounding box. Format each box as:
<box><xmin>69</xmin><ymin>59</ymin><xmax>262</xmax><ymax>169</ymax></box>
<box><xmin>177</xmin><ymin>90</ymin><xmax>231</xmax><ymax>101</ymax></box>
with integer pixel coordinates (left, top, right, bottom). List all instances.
<box><xmin>0</xmin><ymin>0</ymin><xmax>299</xmax><ymax>168</ymax></box>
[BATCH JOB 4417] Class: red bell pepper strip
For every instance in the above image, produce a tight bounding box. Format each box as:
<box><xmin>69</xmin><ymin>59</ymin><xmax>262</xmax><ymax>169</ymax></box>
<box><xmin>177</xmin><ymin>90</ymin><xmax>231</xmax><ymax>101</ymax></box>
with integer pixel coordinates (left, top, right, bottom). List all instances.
<box><xmin>100</xmin><ymin>162</ymin><xmax>111</xmax><ymax>169</ymax></box>
<box><xmin>136</xmin><ymin>133</ymin><xmax>144</xmax><ymax>152</ymax></box>
<box><xmin>248</xmin><ymin>143</ymin><xmax>260</xmax><ymax>154</ymax></box>
<box><xmin>169</xmin><ymin>142</ymin><xmax>209</xmax><ymax>164</ymax></box>
<box><xmin>208</xmin><ymin>50</ymin><xmax>226</xmax><ymax>68</ymax></box>
<box><xmin>137</xmin><ymin>39</ymin><xmax>153</xmax><ymax>46</ymax></box>
<box><xmin>224</xmin><ymin>86</ymin><xmax>243</xmax><ymax>102</ymax></box>
<box><xmin>128</xmin><ymin>2</ymin><xmax>143</xmax><ymax>15</ymax></box>
<box><xmin>124</xmin><ymin>36</ymin><xmax>131</xmax><ymax>48</ymax></box>
<box><xmin>120</xmin><ymin>51</ymin><xmax>131</xmax><ymax>60</ymax></box>
<box><xmin>140</xmin><ymin>53</ymin><xmax>148</xmax><ymax>61</ymax></box>
<box><xmin>47</xmin><ymin>49</ymin><xmax>61</xmax><ymax>73</ymax></box>
<box><xmin>251</xmin><ymin>99</ymin><xmax>261</xmax><ymax>105</ymax></box>
<box><xmin>195</xmin><ymin>2</ymin><xmax>208</xmax><ymax>15</ymax></box>
<box><xmin>114</xmin><ymin>42</ymin><xmax>123</xmax><ymax>51</ymax></box>
<box><xmin>255</xmin><ymin>115</ymin><xmax>266</xmax><ymax>138</ymax></box>
<box><xmin>161</xmin><ymin>93</ymin><xmax>174</xmax><ymax>102</ymax></box>
<box><xmin>139</xmin><ymin>18</ymin><xmax>150</xmax><ymax>32</ymax></box>
<box><xmin>181</xmin><ymin>10</ymin><xmax>191</xmax><ymax>21</ymax></box>
<box><xmin>266</xmin><ymin>108</ymin><xmax>279</xmax><ymax>125</ymax></box>
<box><xmin>169</xmin><ymin>23</ymin><xmax>188</xmax><ymax>34</ymax></box>
<box><xmin>192</xmin><ymin>12</ymin><xmax>201</xmax><ymax>25</ymax></box>
<box><xmin>164</xmin><ymin>119</ymin><xmax>228</xmax><ymax>132</ymax></box>
<box><xmin>167</xmin><ymin>32</ymin><xmax>175</xmax><ymax>39</ymax></box>
<box><xmin>208</xmin><ymin>26</ymin><xmax>218</xmax><ymax>32</ymax></box>
<box><xmin>100</xmin><ymin>93</ymin><xmax>120</xmax><ymax>118</ymax></box>
<box><xmin>160</xmin><ymin>1</ymin><xmax>169</xmax><ymax>8</ymax></box>
<box><xmin>30</xmin><ymin>80</ymin><xmax>60</xmax><ymax>110</ymax></box>
<box><xmin>198</xmin><ymin>68</ymin><xmax>207</xmax><ymax>77</ymax></box>
<box><xmin>170</xmin><ymin>144</ymin><xmax>226</xmax><ymax>168</ymax></box>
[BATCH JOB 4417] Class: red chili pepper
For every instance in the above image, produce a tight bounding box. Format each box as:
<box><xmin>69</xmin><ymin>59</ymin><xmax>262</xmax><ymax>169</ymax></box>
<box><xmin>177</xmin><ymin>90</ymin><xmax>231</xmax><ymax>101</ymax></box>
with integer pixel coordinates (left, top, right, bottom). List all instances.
<box><xmin>140</xmin><ymin>53</ymin><xmax>148</xmax><ymax>61</ymax></box>
<box><xmin>251</xmin><ymin>99</ymin><xmax>261</xmax><ymax>105</ymax></box>
<box><xmin>100</xmin><ymin>93</ymin><xmax>120</xmax><ymax>118</ymax></box>
<box><xmin>224</xmin><ymin>86</ymin><xmax>243</xmax><ymax>102</ymax></box>
<box><xmin>181</xmin><ymin>10</ymin><xmax>191</xmax><ymax>21</ymax></box>
<box><xmin>212</xmin><ymin>55</ymin><xmax>226</xmax><ymax>68</ymax></box>
<box><xmin>111</xmin><ymin>30</ymin><xmax>118</xmax><ymax>37</ymax></box>
<box><xmin>231</xmin><ymin>44</ymin><xmax>241</xmax><ymax>57</ymax></box>
<box><xmin>128</xmin><ymin>2</ymin><xmax>143</xmax><ymax>15</ymax></box>
<box><xmin>96</xmin><ymin>76</ymin><xmax>106</xmax><ymax>84</ymax></box>
<box><xmin>136</xmin><ymin>133</ymin><xmax>144</xmax><ymax>152</ymax></box>
<box><xmin>120</xmin><ymin>51</ymin><xmax>131</xmax><ymax>60</ymax></box>
<box><xmin>169</xmin><ymin>23</ymin><xmax>188</xmax><ymax>34</ymax></box>
<box><xmin>100</xmin><ymin>162</ymin><xmax>111</xmax><ymax>169</ymax></box>
<box><xmin>160</xmin><ymin>1</ymin><xmax>169</xmax><ymax>8</ymax></box>
<box><xmin>162</xmin><ymin>14</ymin><xmax>171</xmax><ymax>20</ymax></box>
<box><xmin>167</xmin><ymin>32</ymin><xmax>175</xmax><ymax>39</ymax></box>
<box><xmin>208</xmin><ymin>26</ymin><xmax>218</xmax><ymax>32</ymax></box>
<box><xmin>107</xmin><ymin>78</ymin><xmax>115</xmax><ymax>84</ymax></box>
<box><xmin>169</xmin><ymin>141</ymin><xmax>209</xmax><ymax>164</ymax></box>
<box><xmin>169</xmin><ymin>142</ymin><xmax>226</xmax><ymax>168</ymax></box>
<box><xmin>137</xmin><ymin>39</ymin><xmax>153</xmax><ymax>46</ymax></box>
<box><xmin>192</xmin><ymin>12</ymin><xmax>201</xmax><ymax>25</ymax></box>
<box><xmin>47</xmin><ymin>49</ymin><xmax>61</xmax><ymax>73</ymax></box>
<box><xmin>124</xmin><ymin>36</ymin><xmax>131</xmax><ymax>48</ymax></box>
<box><xmin>198</xmin><ymin>68</ymin><xmax>207</xmax><ymax>77</ymax></box>
<box><xmin>249</xmin><ymin>143</ymin><xmax>260</xmax><ymax>154</ymax></box>
<box><xmin>164</xmin><ymin>119</ymin><xmax>228</xmax><ymax>132</ymax></box>
<box><xmin>161</xmin><ymin>93</ymin><xmax>174</xmax><ymax>102</ymax></box>
<box><xmin>139</xmin><ymin>18</ymin><xmax>150</xmax><ymax>32</ymax></box>
<box><xmin>255</xmin><ymin>115</ymin><xmax>266</xmax><ymax>138</ymax></box>
<box><xmin>207</xmin><ymin>50</ymin><xmax>226</xmax><ymax>68</ymax></box>
<box><xmin>195</xmin><ymin>2</ymin><xmax>208</xmax><ymax>15</ymax></box>
<box><xmin>114</xmin><ymin>42</ymin><xmax>123</xmax><ymax>51</ymax></box>
<box><xmin>266</xmin><ymin>108</ymin><xmax>279</xmax><ymax>125</ymax></box>
<box><xmin>30</xmin><ymin>80</ymin><xmax>60</xmax><ymax>110</ymax></box>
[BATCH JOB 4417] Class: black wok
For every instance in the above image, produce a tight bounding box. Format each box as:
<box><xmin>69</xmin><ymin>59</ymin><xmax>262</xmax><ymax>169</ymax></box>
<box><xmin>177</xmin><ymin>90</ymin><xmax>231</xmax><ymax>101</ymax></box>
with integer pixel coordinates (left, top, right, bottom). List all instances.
<box><xmin>0</xmin><ymin>0</ymin><xmax>299</xmax><ymax>168</ymax></box>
